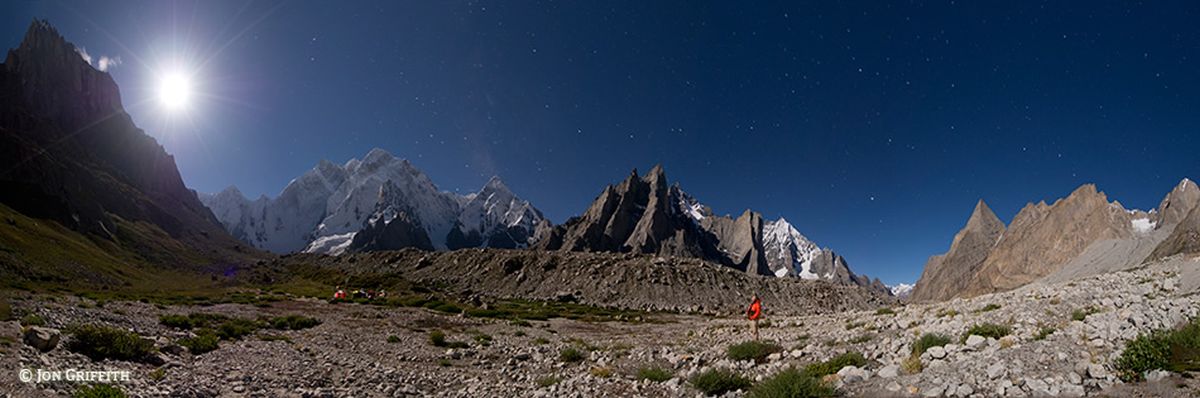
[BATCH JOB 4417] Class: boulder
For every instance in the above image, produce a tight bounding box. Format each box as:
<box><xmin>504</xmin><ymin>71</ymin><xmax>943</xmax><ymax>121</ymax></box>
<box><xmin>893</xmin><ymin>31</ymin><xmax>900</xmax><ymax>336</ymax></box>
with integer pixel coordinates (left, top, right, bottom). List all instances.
<box><xmin>22</xmin><ymin>326</ymin><xmax>60</xmax><ymax>352</ymax></box>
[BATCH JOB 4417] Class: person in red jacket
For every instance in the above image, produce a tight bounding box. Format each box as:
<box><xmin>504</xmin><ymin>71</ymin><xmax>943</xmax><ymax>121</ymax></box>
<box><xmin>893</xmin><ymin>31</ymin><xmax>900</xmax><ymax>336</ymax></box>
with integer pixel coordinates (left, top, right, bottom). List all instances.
<box><xmin>747</xmin><ymin>294</ymin><xmax>763</xmax><ymax>341</ymax></box>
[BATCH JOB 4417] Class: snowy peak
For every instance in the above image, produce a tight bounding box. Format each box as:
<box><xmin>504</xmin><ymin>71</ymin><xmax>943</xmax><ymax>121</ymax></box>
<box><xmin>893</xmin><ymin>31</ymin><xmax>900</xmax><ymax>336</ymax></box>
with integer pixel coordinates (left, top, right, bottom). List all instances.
<box><xmin>761</xmin><ymin>218</ymin><xmax>822</xmax><ymax>279</ymax></box>
<box><xmin>201</xmin><ymin>148</ymin><xmax>545</xmax><ymax>255</ymax></box>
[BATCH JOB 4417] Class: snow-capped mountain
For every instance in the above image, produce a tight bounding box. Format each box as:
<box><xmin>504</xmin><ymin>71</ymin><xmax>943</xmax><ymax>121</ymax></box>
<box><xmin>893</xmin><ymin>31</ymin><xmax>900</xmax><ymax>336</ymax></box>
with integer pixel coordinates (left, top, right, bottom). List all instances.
<box><xmin>889</xmin><ymin>283</ymin><xmax>914</xmax><ymax>298</ymax></box>
<box><xmin>761</xmin><ymin>218</ymin><xmax>823</xmax><ymax>279</ymax></box>
<box><xmin>199</xmin><ymin>148</ymin><xmax>545</xmax><ymax>255</ymax></box>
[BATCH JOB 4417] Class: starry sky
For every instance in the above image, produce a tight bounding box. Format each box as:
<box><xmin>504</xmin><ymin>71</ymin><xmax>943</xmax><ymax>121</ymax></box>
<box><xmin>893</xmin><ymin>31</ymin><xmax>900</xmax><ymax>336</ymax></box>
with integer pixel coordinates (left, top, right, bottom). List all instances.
<box><xmin>3</xmin><ymin>1</ymin><xmax>1199</xmax><ymax>285</ymax></box>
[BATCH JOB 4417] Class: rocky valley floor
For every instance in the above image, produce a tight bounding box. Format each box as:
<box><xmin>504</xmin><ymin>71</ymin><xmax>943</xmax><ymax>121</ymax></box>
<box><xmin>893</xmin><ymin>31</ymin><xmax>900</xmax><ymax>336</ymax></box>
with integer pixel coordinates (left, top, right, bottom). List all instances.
<box><xmin>2</xmin><ymin>257</ymin><xmax>1199</xmax><ymax>397</ymax></box>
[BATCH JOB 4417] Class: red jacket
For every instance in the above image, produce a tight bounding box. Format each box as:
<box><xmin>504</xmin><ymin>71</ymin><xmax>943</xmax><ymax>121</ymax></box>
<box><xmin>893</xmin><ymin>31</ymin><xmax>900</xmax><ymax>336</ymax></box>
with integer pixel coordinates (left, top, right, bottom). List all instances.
<box><xmin>747</xmin><ymin>299</ymin><xmax>762</xmax><ymax>320</ymax></box>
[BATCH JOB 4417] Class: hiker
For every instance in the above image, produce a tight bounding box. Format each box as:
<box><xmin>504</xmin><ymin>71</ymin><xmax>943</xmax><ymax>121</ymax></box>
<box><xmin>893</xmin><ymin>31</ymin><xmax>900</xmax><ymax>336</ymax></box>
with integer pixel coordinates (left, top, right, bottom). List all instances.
<box><xmin>377</xmin><ymin>289</ymin><xmax>387</xmax><ymax>299</ymax></box>
<box><xmin>747</xmin><ymin>294</ymin><xmax>763</xmax><ymax>340</ymax></box>
<box><xmin>333</xmin><ymin>286</ymin><xmax>347</xmax><ymax>300</ymax></box>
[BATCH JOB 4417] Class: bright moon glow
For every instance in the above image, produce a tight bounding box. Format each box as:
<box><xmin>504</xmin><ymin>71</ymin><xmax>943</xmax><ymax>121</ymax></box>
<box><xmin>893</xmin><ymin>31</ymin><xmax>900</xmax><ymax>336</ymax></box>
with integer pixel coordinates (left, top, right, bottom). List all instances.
<box><xmin>158</xmin><ymin>72</ymin><xmax>192</xmax><ymax>111</ymax></box>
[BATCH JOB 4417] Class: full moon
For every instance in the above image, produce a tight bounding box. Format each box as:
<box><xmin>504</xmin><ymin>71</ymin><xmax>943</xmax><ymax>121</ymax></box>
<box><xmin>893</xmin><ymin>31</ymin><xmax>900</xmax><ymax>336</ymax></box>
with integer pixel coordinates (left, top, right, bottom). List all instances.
<box><xmin>158</xmin><ymin>72</ymin><xmax>192</xmax><ymax>111</ymax></box>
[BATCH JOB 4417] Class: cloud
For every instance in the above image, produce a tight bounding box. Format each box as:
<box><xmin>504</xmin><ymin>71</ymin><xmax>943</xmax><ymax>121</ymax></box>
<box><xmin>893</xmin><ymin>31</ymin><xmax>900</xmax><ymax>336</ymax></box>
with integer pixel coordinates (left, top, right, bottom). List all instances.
<box><xmin>97</xmin><ymin>56</ymin><xmax>121</xmax><ymax>72</ymax></box>
<box><xmin>73</xmin><ymin>45</ymin><xmax>121</xmax><ymax>72</ymax></box>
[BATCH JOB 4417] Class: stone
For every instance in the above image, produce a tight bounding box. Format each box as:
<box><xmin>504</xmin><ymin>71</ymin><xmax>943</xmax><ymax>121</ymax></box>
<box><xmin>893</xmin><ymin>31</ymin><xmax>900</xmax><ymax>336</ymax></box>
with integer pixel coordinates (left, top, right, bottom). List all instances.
<box><xmin>878</xmin><ymin>364</ymin><xmax>900</xmax><ymax>378</ymax></box>
<box><xmin>954</xmin><ymin>383</ymin><xmax>973</xmax><ymax>397</ymax></box>
<box><xmin>886</xmin><ymin>381</ymin><xmax>902</xmax><ymax>392</ymax></box>
<box><xmin>986</xmin><ymin>363</ymin><xmax>1007</xmax><ymax>379</ymax></box>
<box><xmin>1144</xmin><ymin>369</ymin><xmax>1171</xmax><ymax>382</ymax></box>
<box><xmin>1025</xmin><ymin>378</ymin><xmax>1050</xmax><ymax>395</ymax></box>
<box><xmin>927</xmin><ymin>346</ymin><xmax>947</xmax><ymax>359</ymax></box>
<box><xmin>965</xmin><ymin>334</ymin><xmax>986</xmax><ymax>350</ymax></box>
<box><xmin>921</xmin><ymin>385</ymin><xmax>945</xmax><ymax>397</ymax></box>
<box><xmin>1060</xmin><ymin>384</ymin><xmax>1085</xmax><ymax>397</ymax></box>
<box><xmin>1087</xmin><ymin>363</ymin><xmax>1109</xmax><ymax>379</ymax></box>
<box><xmin>23</xmin><ymin>326</ymin><xmax>60</xmax><ymax>352</ymax></box>
<box><xmin>836</xmin><ymin>365</ymin><xmax>868</xmax><ymax>383</ymax></box>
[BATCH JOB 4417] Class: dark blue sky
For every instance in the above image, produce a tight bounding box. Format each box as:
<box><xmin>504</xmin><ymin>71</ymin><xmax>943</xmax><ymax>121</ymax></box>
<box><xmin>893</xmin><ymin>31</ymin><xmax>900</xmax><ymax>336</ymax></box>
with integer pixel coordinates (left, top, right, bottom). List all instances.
<box><xmin>4</xmin><ymin>1</ymin><xmax>1199</xmax><ymax>285</ymax></box>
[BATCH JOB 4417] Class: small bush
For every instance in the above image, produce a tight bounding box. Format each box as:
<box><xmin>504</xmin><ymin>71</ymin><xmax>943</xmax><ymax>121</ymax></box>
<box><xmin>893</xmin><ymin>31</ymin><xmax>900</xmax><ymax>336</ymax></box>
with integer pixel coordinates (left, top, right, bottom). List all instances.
<box><xmin>177</xmin><ymin>331</ymin><xmax>219</xmax><ymax>355</ymax></box>
<box><xmin>1115</xmin><ymin>318</ymin><xmax>1200</xmax><ymax>381</ymax></box>
<box><xmin>748</xmin><ymin>367</ymin><xmax>835</xmax><ymax>398</ymax></box>
<box><xmin>804</xmin><ymin>351</ymin><xmax>867</xmax><ymax>377</ymax></box>
<box><xmin>912</xmin><ymin>333</ymin><xmax>951</xmax><ymax>356</ymax></box>
<box><xmin>159</xmin><ymin>313</ymin><xmax>228</xmax><ymax>330</ymax></box>
<box><xmin>268</xmin><ymin>315</ymin><xmax>321</xmax><ymax>330</ymax></box>
<box><xmin>1071</xmin><ymin>307</ymin><xmax>1100</xmax><ymax>322</ymax></box>
<box><xmin>901</xmin><ymin>354</ymin><xmax>923</xmax><ymax>374</ymax></box>
<box><xmin>473</xmin><ymin>333</ymin><xmax>493</xmax><ymax>346</ymax></box>
<box><xmin>1034</xmin><ymin>327</ymin><xmax>1056</xmax><ymax>341</ymax></box>
<box><xmin>936</xmin><ymin>308</ymin><xmax>959</xmax><ymax>318</ymax></box>
<box><xmin>67</xmin><ymin>325</ymin><xmax>156</xmax><ymax>362</ymax></box>
<box><xmin>636</xmin><ymin>366</ymin><xmax>673</xmax><ymax>382</ymax></box>
<box><xmin>73</xmin><ymin>384</ymin><xmax>126</xmax><ymax>398</ymax></box>
<box><xmin>0</xmin><ymin>298</ymin><xmax>11</xmax><ymax>321</ymax></box>
<box><xmin>849</xmin><ymin>334</ymin><xmax>874</xmax><ymax>344</ymax></box>
<box><xmin>536</xmin><ymin>376</ymin><xmax>562</xmax><ymax>387</ymax></box>
<box><xmin>963</xmin><ymin>323</ymin><xmax>1011</xmax><ymax>341</ymax></box>
<box><xmin>215</xmin><ymin>319</ymin><xmax>262</xmax><ymax>340</ymax></box>
<box><xmin>728</xmin><ymin>340</ymin><xmax>783</xmax><ymax>362</ymax></box>
<box><xmin>510</xmin><ymin>319</ymin><xmax>532</xmax><ymax>327</ymax></box>
<box><xmin>690</xmin><ymin>368</ymin><xmax>752</xmax><ymax>396</ymax></box>
<box><xmin>875</xmin><ymin>307</ymin><xmax>896</xmax><ymax>316</ymax></box>
<box><xmin>387</xmin><ymin>335</ymin><xmax>401</xmax><ymax>344</ymax></box>
<box><xmin>258</xmin><ymin>334</ymin><xmax>291</xmax><ymax>342</ymax></box>
<box><xmin>438</xmin><ymin>359</ymin><xmax>453</xmax><ymax>367</ymax></box>
<box><xmin>590</xmin><ymin>366</ymin><xmax>614</xmax><ymax>378</ymax></box>
<box><xmin>533</xmin><ymin>337</ymin><xmax>550</xmax><ymax>345</ymax></box>
<box><xmin>978</xmin><ymin>303</ymin><xmax>1002</xmax><ymax>312</ymax></box>
<box><xmin>21</xmin><ymin>313</ymin><xmax>46</xmax><ymax>327</ymax></box>
<box><xmin>845</xmin><ymin>321</ymin><xmax>865</xmax><ymax>330</ymax></box>
<box><xmin>430</xmin><ymin>330</ymin><xmax>448</xmax><ymax>347</ymax></box>
<box><xmin>560</xmin><ymin>347</ymin><xmax>587</xmax><ymax>363</ymax></box>
<box><xmin>148</xmin><ymin>367</ymin><xmax>166</xmax><ymax>382</ymax></box>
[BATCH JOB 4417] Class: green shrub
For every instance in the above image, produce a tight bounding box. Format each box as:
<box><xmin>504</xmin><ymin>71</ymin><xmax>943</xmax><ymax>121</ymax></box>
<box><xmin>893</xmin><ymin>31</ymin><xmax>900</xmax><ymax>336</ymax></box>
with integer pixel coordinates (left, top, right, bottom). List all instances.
<box><xmin>21</xmin><ymin>313</ymin><xmax>46</xmax><ymax>327</ymax></box>
<box><xmin>728</xmin><ymin>340</ymin><xmax>783</xmax><ymax>362</ymax></box>
<box><xmin>804</xmin><ymin>352</ymin><xmax>867</xmax><ymax>377</ymax></box>
<box><xmin>536</xmin><ymin>376</ymin><xmax>562</xmax><ymax>387</ymax></box>
<box><xmin>636</xmin><ymin>366</ymin><xmax>673</xmax><ymax>382</ymax></box>
<box><xmin>875</xmin><ymin>307</ymin><xmax>895</xmax><ymax>316</ymax></box>
<box><xmin>1034</xmin><ymin>327</ymin><xmax>1056</xmax><ymax>341</ymax></box>
<box><xmin>215</xmin><ymin>319</ymin><xmax>262</xmax><ymax>340</ymax></box>
<box><xmin>691</xmin><ymin>368</ymin><xmax>752</xmax><ymax>396</ymax></box>
<box><xmin>560</xmin><ymin>347</ymin><xmax>587</xmax><ymax>363</ymax></box>
<box><xmin>177</xmin><ymin>331</ymin><xmax>219</xmax><ymax>355</ymax></box>
<box><xmin>912</xmin><ymin>333</ymin><xmax>951</xmax><ymax>356</ymax></box>
<box><xmin>73</xmin><ymin>384</ymin><xmax>126</xmax><ymax>398</ymax></box>
<box><xmin>978</xmin><ymin>303</ymin><xmax>1002</xmax><ymax>312</ymax></box>
<box><xmin>67</xmin><ymin>324</ymin><xmax>156</xmax><ymax>362</ymax></box>
<box><xmin>1115</xmin><ymin>318</ymin><xmax>1200</xmax><ymax>381</ymax></box>
<box><xmin>387</xmin><ymin>335</ymin><xmax>401</xmax><ymax>344</ymax></box>
<box><xmin>0</xmin><ymin>298</ymin><xmax>11</xmax><ymax>322</ymax></box>
<box><xmin>533</xmin><ymin>337</ymin><xmax>550</xmax><ymax>345</ymax></box>
<box><xmin>473</xmin><ymin>333</ymin><xmax>493</xmax><ymax>346</ymax></box>
<box><xmin>963</xmin><ymin>323</ymin><xmax>1011</xmax><ymax>341</ymax></box>
<box><xmin>159</xmin><ymin>313</ymin><xmax>228</xmax><ymax>330</ymax></box>
<box><xmin>268</xmin><ymin>315</ymin><xmax>321</xmax><ymax>330</ymax></box>
<box><xmin>849</xmin><ymin>334</ymin><xmax>874</xmax><ymax>344</ymax></box>
<box><xmin>257</xmin><ymin>334</ymin><xmax>291</xmax><ymax>342</ymax></box>
<box><xmin>430</xmin><ymin>330</ymin><xmax>448</xmax><ymax>347</ymax></box>
<box><xmin>1071</xmin><ymin>307</ymin><xmax>1100</xmax><ymax>322</ymax></box>
<box><xmin>748</xmin><ymin>367</ymin><xmax>835</xmax><ymax>398</ymax></box>
<box><xmin>845</xmin><ymin>321</ymin><xmax>865</xmax><ymax>330</ymax></box>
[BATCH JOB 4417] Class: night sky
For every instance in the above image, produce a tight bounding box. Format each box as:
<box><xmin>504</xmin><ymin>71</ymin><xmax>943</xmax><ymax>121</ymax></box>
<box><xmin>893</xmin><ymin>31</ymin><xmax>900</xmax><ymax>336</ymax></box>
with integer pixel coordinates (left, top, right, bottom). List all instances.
<box><xmin>3</xmin><ymin>1</ymin><xmax>1199</xmax><ymax>285</ymax></box>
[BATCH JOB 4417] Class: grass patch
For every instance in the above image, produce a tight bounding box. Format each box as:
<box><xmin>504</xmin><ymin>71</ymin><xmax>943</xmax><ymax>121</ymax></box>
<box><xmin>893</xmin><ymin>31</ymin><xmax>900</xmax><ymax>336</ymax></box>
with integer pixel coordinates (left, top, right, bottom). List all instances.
<box><xmin>804</xmin><ymin>351</ymin><xmax>867</xmax><ymax>377</ymax></box>
<box><xmin>177</xmin><ymin>331</ymin><xmax>219</xmax><ymax>355</ymax></box>
<box><xmin>21</xmin><ymin>313</ymin><xmax>46</xmax><ymax>327</ymax></box>
<box><xmin>536</xmin><ymin>376</ymin><xmax>562</xmax><ymax>387</ymax></box>
<box><xmin>748</xmin><ymin>367</ymin><xmax>836</xmax><ymax>398</ymax></box>
<box><xmin>438</xmin><ymin>359</ymin><xmax>453</xmax><ymax>367</ymax></box>
<box><xmin>258</xmin><ymin>334</ymin><xmax>291</xmax><ymax>343</ymax></box>
<box><xmin>0</xmin><ymin>298</ymin><xmax>10</xmax><ymax>321</ymax></box>
<box><xmin>977</xmin><ymin>303</ymin><xmax>1002</xmax><ymax>313</ymax></box>
<box><xmin>936</xmin><ymin>308</ymin><xmax>959</xmax><ymax>318</ymax></box>
<box><xmin>428</xmin><ymin>330</ymin><xmax>468</xmax><ymax>348</ymax></box>
<box><xmin>636</xmin><ymin>366</ymin><xmax>673</xmax><ymax>382</ymax></box>
<box><xmin>268</xmin><ymin>315</ymin><xmax>321</xmax><ymax>330</ymax></box>
<box><xmin>67</xmin><ymin>324</ymin><xmax>156</xmax><ymax>363</ymax></box>
<box><xmin>533</xmin><ymin>337</ymin><xmax>550</xmax><ymax>345</ymax></box>
<box><xmin>1115</xmin><ymin>317</ymin><xmax>1200</xmax><ymax>381</ymax></box>
<box><xmin>589</xmin><ymin>366</ymin><xmax>614</xmax><ymax>378</ymax></box>
<box><xmin>902</xmin><ymin>354</ymin><xmax>923</xmax><ymax>374</ymax></box>
<box><xmin>845</xmin><ymin>321</ymin><xmax>865</xmax><ymax>330</ymax></box>
<box><xmin>215</xmin><ymin>318</ymin><xmax>262</xmax><ymax>340</ymax></box>
<box><xmin>387</xmin><ymin>335</ymin><xmax>401</xmax><ymax>344</ymax></box>
<box><xmin>1071</xmin><ymin>307</ymin><xmax>1101</xmax><ymax>322</ymax></box>
<box><xmin>728</xmin><ymin>340</ymin><xmax>783</xmax><ymax>362</ymax></box>
<box><xmin>849</xmin><ymin>334</ymin><xmax>874</xmax><ymax>344</ymax></box>
<box><xmin>963</xmin><ymin>323</ymin><xmax>1011</xmax><ymax>342</ymax></box>
<box><xmin>1034</xmin><ymin>326</ymin><xmax>1056</xmax><ymax>341</ymax></box>
<box><xmin>875</xmin><ymin>307</ymin><xmax>895</xmax><ymax>316</ymax></box>
<box><xmin>560</xmin><ymin>347</ymin><xmax>587</xmax><ymax>363</ymax></box>
<box><xmin>690</xmin><ymin>368</ymin><xmax>752</xmax><ymax>396</ymax></box>
<box><xmin>158</xmin><ymin>313</ymin><xmax>228</xmax><ymax>330</ymax></box>
<box><xmin>73</xmin><ymin>384</ymin><xmax>126</xmax><ymax>398</ymax></box>
<box><xmin>912</xmin><ymin>333</ymin><xmax>951</xmax><ymax>356</ymax></box>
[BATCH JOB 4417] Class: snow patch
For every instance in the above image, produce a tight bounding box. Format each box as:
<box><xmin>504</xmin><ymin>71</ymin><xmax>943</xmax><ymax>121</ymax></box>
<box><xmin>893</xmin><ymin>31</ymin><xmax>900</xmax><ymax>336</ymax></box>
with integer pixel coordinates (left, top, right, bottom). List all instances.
<box><xmin>889</xmin><ymin>283</ymin><xmax>914</xmax><ymax>297</ymax></box>
<box><xmin>1131</xmin><ymin>218</ymin><xmax>1156</xmax><ymax>234</ymax></box>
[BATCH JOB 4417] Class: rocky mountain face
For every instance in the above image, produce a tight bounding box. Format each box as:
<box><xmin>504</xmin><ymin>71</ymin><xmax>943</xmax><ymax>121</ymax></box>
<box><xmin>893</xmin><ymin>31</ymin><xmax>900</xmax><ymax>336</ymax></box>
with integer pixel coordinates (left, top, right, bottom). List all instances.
<box><xmin>535</xmin><ymin>166</ymin><xmax>889</xmax><ymax>295</ymax></box>
<box><xmin>200</xmin><ymin>148</ymin><xmax>545</xmax><ymax>255</ymax></box>
<box><xmin>0</xmin><ymin>20</ymin><xmax>249</xmax><ymax>280</ymax></box>
<box><xmin>910</xmin><ymin>200</ymin><xmax>1006</xmax><ymax>302</ymax></box>
<box><xmin>914</xmin><ymin>179</ymin><xmax>1200</xmax><ymax>301</ymax></box>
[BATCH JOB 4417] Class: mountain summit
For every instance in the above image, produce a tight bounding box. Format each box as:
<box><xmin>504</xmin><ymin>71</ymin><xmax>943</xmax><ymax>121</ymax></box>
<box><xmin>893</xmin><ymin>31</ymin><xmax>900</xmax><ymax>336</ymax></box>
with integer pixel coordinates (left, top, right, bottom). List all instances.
<box><xmin>200</xmin><ymin>148</ymin><xmax>546</xmax><ymax>254</ymax></box>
